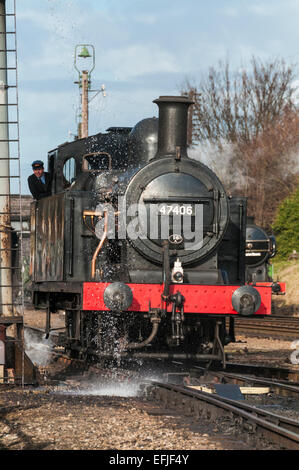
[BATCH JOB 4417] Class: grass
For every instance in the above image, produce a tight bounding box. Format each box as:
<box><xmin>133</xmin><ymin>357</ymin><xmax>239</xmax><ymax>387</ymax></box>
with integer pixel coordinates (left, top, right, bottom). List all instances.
<box><xmin>270</xmin><ymin>259</ymin><xmax>299</xmax><ymax>315</ymax></box>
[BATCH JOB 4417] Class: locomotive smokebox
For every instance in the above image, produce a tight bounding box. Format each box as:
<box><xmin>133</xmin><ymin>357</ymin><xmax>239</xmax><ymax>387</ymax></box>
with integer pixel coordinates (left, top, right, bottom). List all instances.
<box><xmin>153</xmin><ymin>96</ymin><xmax>194</xmax><ymax>159</ymax></box>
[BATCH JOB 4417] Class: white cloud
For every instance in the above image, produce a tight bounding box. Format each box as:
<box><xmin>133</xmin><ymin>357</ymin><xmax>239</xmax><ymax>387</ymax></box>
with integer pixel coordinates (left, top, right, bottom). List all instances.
<box><xmin>248</xmin><ymin>0</ymin><xmax>299</xmax><ymax>17</ymax></box>
<box><xmin>17</xmin><ymin>7</ymin><xmax>166</xmax><ymax>82</ymax></box>
<box><xmin>132</xmin><ymin>13</ymin><xmax>157</xmax><ymax>24</ymax></box>
<box><xmin>19</xmin><ymin>40</ymin><xmax>75</xmax><ymax>81</ymax></box>
<box><xmin>18</xmin><ymin>7</ymin><xmax>81</xmax><ymax>39</ymax></box>
<box><xmin>101</xmin><ymin>44</ymin><xmax>178</xmax><ymax>80</ymax></box>
<box><xmin>248</xmin><ymin>4</ymin><xmax>271</xmax><ymax>16</ymax></box>
<box><xmin>222</xmin><ymin>7</ymin><xmax>239</xmax><ymax>18</ymax></box>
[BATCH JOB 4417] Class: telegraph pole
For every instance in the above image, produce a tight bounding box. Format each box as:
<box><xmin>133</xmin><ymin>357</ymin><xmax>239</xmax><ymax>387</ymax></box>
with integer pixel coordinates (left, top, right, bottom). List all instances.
<box><xmin>74</xmin><ymin>45</ymin><xmax>95</xmax><ymax>139</ymax></box>
<box><xmin>187</xmin><ymin>87</ymin><xmax>196</xmax><ymax>147</ymax></box>
<box><xmin>81</xmin><ymin>70</ymin><xmax>89</xmax><ymax>138</ymax></box>
<box><xmin>74</xmin><ymin>45</ymin><xmax>106</xmax><ymax>140</ymax></box>
<box><xmin>187</xmin><ymin>88</ymin><xmax>201</xmax><ymax>147</ymax></box>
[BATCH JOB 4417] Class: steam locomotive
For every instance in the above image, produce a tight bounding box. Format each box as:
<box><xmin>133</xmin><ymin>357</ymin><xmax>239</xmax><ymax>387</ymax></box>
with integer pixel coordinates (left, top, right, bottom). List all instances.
<box><xmin>30</xmin><ymin>96</ymin><xmax>285</xmax><ymax>366</ymax></box>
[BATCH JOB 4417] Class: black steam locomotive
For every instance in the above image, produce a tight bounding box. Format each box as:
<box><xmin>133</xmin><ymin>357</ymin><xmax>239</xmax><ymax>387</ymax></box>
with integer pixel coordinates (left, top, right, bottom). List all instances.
<box><xmin>30</xmin><ymin>96</ymin><xmax>284</xmax><ymax>365</ymax></box>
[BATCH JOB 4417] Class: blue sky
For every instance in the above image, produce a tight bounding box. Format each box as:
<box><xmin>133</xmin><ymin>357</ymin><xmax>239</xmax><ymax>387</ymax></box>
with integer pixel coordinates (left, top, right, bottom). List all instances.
<box><xmin>8</xmin><ymin>0</ymin><xmax>299</xmax><ymax>193</ymax></box>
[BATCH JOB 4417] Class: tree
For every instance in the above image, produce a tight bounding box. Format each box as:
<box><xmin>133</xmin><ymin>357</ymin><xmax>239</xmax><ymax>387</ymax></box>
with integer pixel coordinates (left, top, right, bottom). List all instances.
<box><xmin>183</xmin><ymin>57</ymin><xmax>299</xmax><ymax>227</ymax></box>
<box><xmin>233</xmin><ymin>110</ymin><xmax>299</xmax><ymax>228</ymax></box>
<box><xmin>272</xmin><ymin>185</ymin><xmax>299</xmax><ymax>259</ymax></box>
<box><xmin>185</xmin><ymin>57</ymin><xmax>297</xmax><ymax>148</ymax></box>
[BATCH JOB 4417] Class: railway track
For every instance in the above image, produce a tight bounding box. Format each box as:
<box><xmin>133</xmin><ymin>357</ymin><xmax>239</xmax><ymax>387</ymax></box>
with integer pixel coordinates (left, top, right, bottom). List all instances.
<box><xmin>192</xmin><ymin>366</ymin><xmax>299</xmax><ymax>398</ymax></box>
<box><xmin>231</xmin><ymin>316</ymin><xmax>299</xmax><ymax>339</ymax></box>
<box><xmin>145</xmin><ymin>381</ymin><xmax>299</xmax><ymax>450</ymax></box>
<box><xmin>20</xmin><ymin>325</ymin><xmax>299</xmax><ymax>449</ymax></box>
<box><xmin>225</xmin><ymin>362</ymin><xmax>299</xmax><ymax>383</ymax></box>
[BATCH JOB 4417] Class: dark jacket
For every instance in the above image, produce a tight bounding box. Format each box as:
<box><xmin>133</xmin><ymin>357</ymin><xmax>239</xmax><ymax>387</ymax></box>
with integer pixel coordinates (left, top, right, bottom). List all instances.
<box><xmin>28</xmin><ymin>172</ymin><xmax>52</xmax><ymax>200</ymax></box>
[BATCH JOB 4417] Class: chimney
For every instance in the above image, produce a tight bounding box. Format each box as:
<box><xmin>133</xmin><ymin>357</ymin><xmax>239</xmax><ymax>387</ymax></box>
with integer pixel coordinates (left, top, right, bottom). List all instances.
<box><xmin>153</xmin><ymin>96</ymin><xmax>194</xmax><ymax>159</ymax></box>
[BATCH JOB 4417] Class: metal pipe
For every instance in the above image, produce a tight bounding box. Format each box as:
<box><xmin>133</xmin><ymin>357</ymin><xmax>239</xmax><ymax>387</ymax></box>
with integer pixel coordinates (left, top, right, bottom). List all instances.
<box><xmin>162</xmin><ymin>240</ymin><xmax>170</xmax><ymax>301</ymax></box>
<box><xmin>0</xmin><ymin>0</ymin><xmax>12</xmax><ymax>316</ymax></box>
<box><xmin>214</xmin><ymin>320</ymin><xmax>226</xmax><ymax>369</ymax></box>
<box><xmin>126</xmin><ymin>320</ymin><xmax>159</xmax><ymax>350</ymax></box>
<box><xmin>68</xmin><ymin>344</ymin><xmax>223</xmax><ymax>361</ymax></box>
<box><xmin>91</xmin><ymin>210</ymin><xmax>108</xmax><ymax>279</ymax></box>
<box><xmin>105</xmin><ymin>352</ymin><xmax>222</xmax><ymax>360</ymax></box>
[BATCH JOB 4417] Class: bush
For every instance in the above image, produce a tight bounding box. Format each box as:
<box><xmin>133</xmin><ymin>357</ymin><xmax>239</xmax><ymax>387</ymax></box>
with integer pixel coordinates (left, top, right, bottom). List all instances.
<box><xmin>272</xmin><ymin>185</ymin><xmax>299</xmax><ymax>259</ymax></box>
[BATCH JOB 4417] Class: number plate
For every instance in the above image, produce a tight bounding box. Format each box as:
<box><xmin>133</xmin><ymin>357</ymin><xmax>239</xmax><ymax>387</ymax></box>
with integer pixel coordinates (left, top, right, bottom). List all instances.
<box><xmin>158</xmin><ymin>204</ymin><xmax>195</xmax><ymax>216</ymax></box>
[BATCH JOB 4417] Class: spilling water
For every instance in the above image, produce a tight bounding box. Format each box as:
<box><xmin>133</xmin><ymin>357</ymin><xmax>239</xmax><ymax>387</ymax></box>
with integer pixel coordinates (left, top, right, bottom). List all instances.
<box><xmin>53</xmin><ymin>367</ymin><xmax>160</xmax><ymax>398</ymax></box>
<box><xmin>24</xmin><ymin>329</ymin><xmax>54</xmax><ymax>366</ymax></box>
<box><xmin>24</xmin><ymin>326</ymin><xmax>161</xmax><ymax>398</ymax></box>
<box><xmin>59</xmin><ymin>379</ymin><xmax>141</xmax><ymax>397</ymax></box>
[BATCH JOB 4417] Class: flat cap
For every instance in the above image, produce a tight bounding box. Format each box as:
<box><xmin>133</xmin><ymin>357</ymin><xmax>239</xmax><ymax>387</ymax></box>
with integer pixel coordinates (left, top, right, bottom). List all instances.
<box><xmin>32</xmin><ymin>160</ymin><xmax>44</xmax><ymax>168</ymax></box>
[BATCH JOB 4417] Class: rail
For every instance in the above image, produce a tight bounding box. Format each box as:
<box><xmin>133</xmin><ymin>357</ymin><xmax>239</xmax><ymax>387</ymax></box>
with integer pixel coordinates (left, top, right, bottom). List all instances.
<box><xmin>145</xmin><ymin>381</ymin><xmax>299</xmax><ymax>450</ymax></box>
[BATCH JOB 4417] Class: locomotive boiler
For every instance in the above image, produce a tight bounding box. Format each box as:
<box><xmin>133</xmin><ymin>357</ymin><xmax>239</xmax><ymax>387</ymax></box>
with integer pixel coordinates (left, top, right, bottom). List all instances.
<box><xmin>29</xmin><ymin>96</ymin><xmax>285</xmax><ymax>366</ymax></box>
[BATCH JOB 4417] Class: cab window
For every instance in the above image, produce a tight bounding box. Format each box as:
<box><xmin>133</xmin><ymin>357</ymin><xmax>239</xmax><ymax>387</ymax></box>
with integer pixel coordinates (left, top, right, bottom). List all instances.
<box><xmin>63</xmin><ymin>157</ymin><xmax>76</xmax><ymax>187</ymax></box>
<box><xmin>83</xmin><ymin>152</ymin><xmax>112</xmax><ymax>171</ymax></box>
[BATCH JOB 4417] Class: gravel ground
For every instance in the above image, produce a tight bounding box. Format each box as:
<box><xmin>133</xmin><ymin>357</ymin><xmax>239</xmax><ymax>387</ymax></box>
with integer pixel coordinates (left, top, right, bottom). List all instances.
<box><xmin>225</xmin><ymin>334</ymin><xmax>298</xmax><ymax>368</ymax></box>
<box><xmin>0</xmin><ymin>308</ymin><xmax>297</xmax><ymax>451</ymax></box>
<box><xmin>1</xmin><ymin>386</ymin><xmax>256</xmax><ymax>450</ymax></box>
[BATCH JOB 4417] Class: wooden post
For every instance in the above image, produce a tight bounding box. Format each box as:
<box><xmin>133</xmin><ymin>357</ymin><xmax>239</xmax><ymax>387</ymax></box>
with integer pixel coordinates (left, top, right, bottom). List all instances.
<box><xmin>81</xmin><ymin>70</ymin><xmax>89</xmax><ymax>138</ymax></box>
<box><xmin>187</xmin><ymin>88</ymin><xmax>195</xmax><ymax>148</ymax></box>
<box><xmin>0</xmin><ymin>325</ymin><xmax>5</xmax><ymax>383</ymax></box>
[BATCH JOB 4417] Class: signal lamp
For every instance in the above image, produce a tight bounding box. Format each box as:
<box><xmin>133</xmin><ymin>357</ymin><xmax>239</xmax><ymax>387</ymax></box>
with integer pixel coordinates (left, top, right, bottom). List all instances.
<box><xmin>79</xmin><ymin>46</ymin><xmax>92</xmax><ymax>58</ymax></box>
